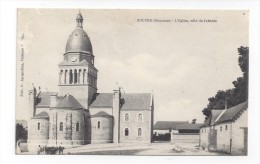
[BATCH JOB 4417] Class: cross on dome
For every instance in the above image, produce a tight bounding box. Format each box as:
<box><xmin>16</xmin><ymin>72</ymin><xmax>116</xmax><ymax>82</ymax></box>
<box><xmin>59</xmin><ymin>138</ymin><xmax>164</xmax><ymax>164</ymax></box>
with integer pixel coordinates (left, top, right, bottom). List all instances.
<box><xmin>76</xmin><ymin>11</ymin><xmax>84</xmax><ymax>28</ymax></box>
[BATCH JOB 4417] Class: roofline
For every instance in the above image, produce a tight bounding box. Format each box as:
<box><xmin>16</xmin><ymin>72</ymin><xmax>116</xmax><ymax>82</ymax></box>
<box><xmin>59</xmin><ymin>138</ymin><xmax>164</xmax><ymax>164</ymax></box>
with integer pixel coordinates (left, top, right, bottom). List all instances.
<box><xmin>120</xmin><ymin>108</ymin><xmax>151</xmax><ymax>111</ymax></box>
<box><xmin>36</xmin><ymin>105</ymin><xmax>50</xmax><ymax>108</ymax></box>
<box><xmin>214</xmin><ymin>103</ymin><xmax>248</xmax><ymax>125</ymax></box>
<box><xmin>89</xmin><ymin>115</ymin><xmax>113</xmax><ymax>118</ymax></box>
<box><xmin>89</xmin><ymin>106</ymin><xmax>112</xmax><ymax>108</ymax></box>
<box><xmin>64</xmin><ymin>51</ymin><xmax>93</xmax><ymax>56</ymax></box>
<box><xmin>52</xmin><ymin>107</ymin><xmax>83</xmax><ymax>110</ymax></box>
<box><xmin>31</xmin><ymin>116</ymin><xmax>49</xmax><ymax>119</ymax></box>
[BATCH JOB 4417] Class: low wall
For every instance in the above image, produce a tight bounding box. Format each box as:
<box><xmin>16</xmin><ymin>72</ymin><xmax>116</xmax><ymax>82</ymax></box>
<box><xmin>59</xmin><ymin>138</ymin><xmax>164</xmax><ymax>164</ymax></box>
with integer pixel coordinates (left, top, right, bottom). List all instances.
<box><xmin>171</xmin><ymin>133</ymin><xmax>199</xmax><ymax>144</ymax></box>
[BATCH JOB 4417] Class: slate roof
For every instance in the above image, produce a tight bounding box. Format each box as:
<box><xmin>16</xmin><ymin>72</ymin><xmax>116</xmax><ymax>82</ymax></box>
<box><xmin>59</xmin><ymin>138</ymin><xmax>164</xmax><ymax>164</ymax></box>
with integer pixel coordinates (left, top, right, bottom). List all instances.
<box><xmin>153</xmin><ymin>121</ymin><xmax>189</xmax><ymax>130</ymax></box>
<box><xmin>121</xmin><ymin>93</ymin><xmax>152</xmax><ymax>110</ymax></box>
<box><xmin>201</xmin><ymin>110</ymin><xmax>223</xmax><ymax>128</ymax></box>
<box><xmin>55</xmin><ymin>95</ymin><xmax>83</xmax><ymax>110</ymax></box>
<box><xmin>176</xmin><ymin>123</ymin><xmax>203</xmax><ymax>130</ymax></box>
<box><xmin>201</xmin><ymin>102</ymin><xmax>248</xmax><ymax>127</ymax></box>
<box><xmin>36</xmin><ymin>92</ymin><xmax>63</xmax><ymax>108</ymax></box>
<box><xmin>215</xmin><ymin>102</ymin><xmax>248</xmax><ymax>124</ymax></box>
<box><xmin>91</xmin><ymin>111</ymin><xmax>112</xmax><ymax>117</ymax></box>
<box><xmin>90</xmin><ymin>93</ymin><xmax>113</xmax><ymax>107</ymax></box>
<box><xmin>90</xmin><ymin>93</ymin><xmax>152</xmax><ymax>110</ymax></box>
<box><xmin>32</xmin><ymin>111</ymin><xmax>49</xmax><ymax>119</ymax></box>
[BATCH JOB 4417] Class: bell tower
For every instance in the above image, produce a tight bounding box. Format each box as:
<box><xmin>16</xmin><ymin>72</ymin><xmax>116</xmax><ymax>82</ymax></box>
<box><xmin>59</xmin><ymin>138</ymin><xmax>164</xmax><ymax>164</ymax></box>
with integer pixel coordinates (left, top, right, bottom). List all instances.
<box><xmin>58</xmin><ymin>12</ymin><xmax>98</xmax><ymax>109</ymax></box>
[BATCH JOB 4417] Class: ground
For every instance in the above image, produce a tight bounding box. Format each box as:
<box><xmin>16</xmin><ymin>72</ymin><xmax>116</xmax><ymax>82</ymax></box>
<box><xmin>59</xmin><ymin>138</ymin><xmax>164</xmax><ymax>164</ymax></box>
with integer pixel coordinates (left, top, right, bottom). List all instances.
<box><xmin>62</xmin><ymin>142</ymin><xmax>227</xmax><ymax>155</ymax></box>
<box><xmin>19</xmin><ymin>142</ymin><xmax>228</xmax><ymax>155</ymax></box>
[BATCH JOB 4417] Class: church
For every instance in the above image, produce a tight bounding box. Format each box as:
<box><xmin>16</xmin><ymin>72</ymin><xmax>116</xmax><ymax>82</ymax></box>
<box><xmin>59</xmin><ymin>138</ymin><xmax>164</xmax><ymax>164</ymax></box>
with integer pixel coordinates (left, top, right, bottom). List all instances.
<box><xmin>27</xmin><ymin>12</ymin><xmax>154</xmax><ymax>152</ymax></box>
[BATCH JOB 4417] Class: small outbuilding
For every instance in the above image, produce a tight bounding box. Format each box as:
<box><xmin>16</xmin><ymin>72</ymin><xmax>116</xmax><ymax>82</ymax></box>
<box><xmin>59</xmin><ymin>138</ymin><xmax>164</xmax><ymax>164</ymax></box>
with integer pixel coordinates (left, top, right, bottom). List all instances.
<box><xmin>200</xmin><ymin>102</ymin><xmax>248</xmax><ymax>155</ymax></box>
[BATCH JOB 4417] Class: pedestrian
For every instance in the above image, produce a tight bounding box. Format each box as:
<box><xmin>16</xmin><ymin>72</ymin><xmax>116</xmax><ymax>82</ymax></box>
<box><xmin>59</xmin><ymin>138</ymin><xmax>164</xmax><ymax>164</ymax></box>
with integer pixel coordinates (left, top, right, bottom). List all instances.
<box><xmin>58</xmin><ymin>146</ymin><xmax>62</xmax><ymax>155</ymax></box>
<box><xmin>37</xmin><ymin>145</ymin><xmax>41</xmax><ymax>155</ymax></box>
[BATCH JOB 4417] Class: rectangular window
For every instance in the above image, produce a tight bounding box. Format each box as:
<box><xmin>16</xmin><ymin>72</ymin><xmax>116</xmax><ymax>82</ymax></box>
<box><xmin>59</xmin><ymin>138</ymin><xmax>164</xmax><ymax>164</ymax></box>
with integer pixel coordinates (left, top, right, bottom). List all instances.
<box><xmin>138</xmin><ymin>128</ymin><xmax>142</xmax><ymax>136</ymax></box>
<box><xmin>220</xmin><ymin>126</ymin><xmax>222</xmax><ymax>131</ymax></box>
<box><xmin>225</xmin><ymin>125</ymin><xmax>228</xmax><ymax>130</ymax></box>
<box><xmin>76</xmin><ymin>123</ymin><xmax>80</xmax><ymax>131</ymax></box>
<box><xmin>125</xmin><ymin>128</ymin><xmax>129</xmax><ymax>136</ymax></box>
<box><xmin>37</xmin><ymin>123</ymin><xmax>40</xmax><ymax>130</ymax></box>
<box><xmin>60</xmin><ymin>122</ymin><xmax>63</xmax><ymax>131</ymax></box>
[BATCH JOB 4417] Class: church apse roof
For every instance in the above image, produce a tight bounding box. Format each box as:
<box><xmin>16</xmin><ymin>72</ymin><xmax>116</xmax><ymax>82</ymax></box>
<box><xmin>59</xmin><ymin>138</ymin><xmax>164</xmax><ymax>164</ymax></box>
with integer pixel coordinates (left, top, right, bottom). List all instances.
<box><xmin>91</xmin><ymin>111</ymin><xmax>112</xmax><ymax>117</ymax></box>
<box><xmin>32</xmin><ymin>111</ymin><xmax>49</xmax><ymax>119</ymax></box>
<box><xmin>54</xmin><ymin>95</ymin><xmax>83</xmax><ymax>110</ymax></box>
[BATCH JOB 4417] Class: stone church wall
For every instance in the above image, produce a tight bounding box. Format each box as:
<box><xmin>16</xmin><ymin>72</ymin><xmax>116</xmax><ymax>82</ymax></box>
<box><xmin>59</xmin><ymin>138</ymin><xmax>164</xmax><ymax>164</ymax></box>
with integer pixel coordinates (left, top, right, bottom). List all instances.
<box><xmin>119</xmin><ymin>110</ymin><xmax>152</xmax><ymax>143</ymax></box>
<box><xmin>27</xmin><ymin>118</ymin><xmax>49</xmax><ymax>152</ymax></box>
<box><xmin>48</xmin><ymin>109</ymin><xmax>85</xmax><ymax>146</ymax></box>
<box><xmin>88</xmin><ymin>116</ymin><xmax>113</xmax><ymax>143</ymax></box>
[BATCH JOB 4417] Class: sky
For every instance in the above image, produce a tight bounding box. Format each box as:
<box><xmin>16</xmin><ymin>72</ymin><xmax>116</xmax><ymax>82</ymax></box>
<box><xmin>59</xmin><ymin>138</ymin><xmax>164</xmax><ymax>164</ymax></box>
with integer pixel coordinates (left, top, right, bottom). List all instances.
<box><xmin>16</xmin><ymin>9</ymin><xmax>248</xmax><ymax>123</ymax></box>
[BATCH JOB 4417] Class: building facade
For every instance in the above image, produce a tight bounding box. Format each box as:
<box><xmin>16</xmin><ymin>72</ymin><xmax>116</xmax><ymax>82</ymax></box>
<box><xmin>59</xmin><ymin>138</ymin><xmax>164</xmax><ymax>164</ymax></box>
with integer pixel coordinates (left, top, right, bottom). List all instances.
<box><xmin>200</xmin><ymin>102</ymin><xmax>248</xmax><ymax>155</ymax></box>
<box><xmin>27</xmin><ymin>13</ymin><xmax>154</xmax><ymax>152</ymax></box>
<box><xmin>153</xmin><ymin>121</ymin><xmax>202</xmax><ymax>143</ymax></box>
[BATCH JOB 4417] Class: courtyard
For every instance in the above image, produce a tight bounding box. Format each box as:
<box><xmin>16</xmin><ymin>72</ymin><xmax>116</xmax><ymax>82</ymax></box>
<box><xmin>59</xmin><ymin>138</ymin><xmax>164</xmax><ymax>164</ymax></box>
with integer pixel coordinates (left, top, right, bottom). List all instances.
<box><xmin>61</xmin><ymin>142</ymin><xmax>227</xmax><ymax>156</ymax></box>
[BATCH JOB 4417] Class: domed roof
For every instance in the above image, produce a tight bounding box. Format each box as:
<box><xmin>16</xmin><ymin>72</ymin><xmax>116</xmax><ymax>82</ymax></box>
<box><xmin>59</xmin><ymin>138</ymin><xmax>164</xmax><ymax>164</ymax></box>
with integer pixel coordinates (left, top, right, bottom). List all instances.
<box><xmin>65</xmin><ymin>13</ymin><xmax>93</xmax><ymax>54</ymax></box>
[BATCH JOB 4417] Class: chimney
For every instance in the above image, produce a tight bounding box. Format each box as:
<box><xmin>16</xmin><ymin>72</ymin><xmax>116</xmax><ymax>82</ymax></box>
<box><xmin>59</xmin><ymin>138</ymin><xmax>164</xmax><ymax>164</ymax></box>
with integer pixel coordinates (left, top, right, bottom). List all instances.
<box><xmin>112</xmin><ymin>84</ymin><xmax>121</xmax><ymax>143</ymax></box>
<box><xmin>225</xmin><ymin>100</ymin><xmax>228</xmax><ymax>110</ymax></box>
<box><xmin>50</xmin><ymin>92</ymin><xmax>58</xmax><ymax>108</ymax></box>
<box><xmin>28</xmin><ymin>84</ymin><xmax>37</xmax><ymax>117</ymax></box>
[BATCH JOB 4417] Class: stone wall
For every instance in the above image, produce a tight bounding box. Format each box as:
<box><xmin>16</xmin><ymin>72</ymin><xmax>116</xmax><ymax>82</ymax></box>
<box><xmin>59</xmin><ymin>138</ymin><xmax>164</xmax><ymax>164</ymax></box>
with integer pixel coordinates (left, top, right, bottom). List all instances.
<box><xmin>231</xmin><ymin>109</ymin><xmax>248</xmax><ymax>155</ymax></box>
<box><xmin>119</xmin><ymin>110</ymin><xmax>152</xmax><ymax>143</ymax></box>
<box><xmin>215</xmin><ymin>122</ymin><xmax>232</xmax><ymax>153</ymax></box>
<box><xmin>27</xmin><ymin>118</ymin><xmax>49</xmax><ymax>152</ymax></box>
<box><xmin>171</xmin><ymin>133</ymin><xmax>199</xmax><ymax>144</ymax></box>
<box><xmin>88</xmin><ymin>116</ymin><xmax>113</xmax><ymax>143</ymax></box>
<box><xmin>48</xmin><ymin>109</ymin><xmax>85</xmax><ymax>147</ymax></box>
<box><xmin>200</xmin><ymin>127</ymin><xmax>210</xmax><ymax>149</ymax></box>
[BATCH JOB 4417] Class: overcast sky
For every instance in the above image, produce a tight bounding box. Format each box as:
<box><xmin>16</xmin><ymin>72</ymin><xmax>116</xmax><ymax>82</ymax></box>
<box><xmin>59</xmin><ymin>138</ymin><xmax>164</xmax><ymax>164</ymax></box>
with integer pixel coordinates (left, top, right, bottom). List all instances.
<box><xmin>16</xmin><ymin>9</ymin><xmax>248</xmax><ymax>123</ymax></box>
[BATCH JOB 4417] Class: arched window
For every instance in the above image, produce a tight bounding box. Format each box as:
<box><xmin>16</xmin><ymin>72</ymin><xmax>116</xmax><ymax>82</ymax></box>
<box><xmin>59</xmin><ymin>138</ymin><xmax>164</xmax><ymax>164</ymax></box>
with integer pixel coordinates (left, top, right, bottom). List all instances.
<box><xmin>59</xmin><ymin>70</ymin><xmax>63</xmax><ymax>84</ymax></box>
<box><xmin>138</xmin><ymin>128</ymin><xmax>142</xmax><ymax>136</ymax></box>
<box><xmin>125</xmin><ymin>128</ymin><xmax>129</xmax><ymax>136</ymax></box>
<box><xmin>83</xmin><ymin>69</ymin><xmax>86</xmax><ymax>84</ymax></box>
<box><xmin>37</xmin><ymin>123</ymin><xmax>40</xmax><ymax>130</ymax></box>
<box><xmin>78</xmin><ymin>69</ymin><xmax>81</xmax><ymax>84</ymax></box>
<box><xmin>76</xmin><ymin>123</ymin><xmax>79</xmax><ymax>131</ymax></box>
<box><xmin>125</xmin><ymin>113</ymin><xmax>129</xmax><ymax>122</ymax></box>
<box><xmin>60</xmin><ymin>122</ymin><xmax>63</xmax><ymax>131</ymax></box>
<box><xmin>74</xmin><ymin>70</ymin><xmax>77</xmax><ymax>84</ymax></box>
<box><xmin>138</xmin><ymin>113</ymin><xmax>143</xmax><ymax>122</ymax></box>
<box><xmin>64</xmin><ymin>70</ymin><xmax>68</xmax><ymax>84</ymax></box>
<box><xmin>69</xmin><ymin>70</ymin><xmax>73</xmax><ymax>84</ymax></box>
<box><xmin>97</xmin><ymin>121</ymin><xmax>100</xmax><ymax>129</ymax></box>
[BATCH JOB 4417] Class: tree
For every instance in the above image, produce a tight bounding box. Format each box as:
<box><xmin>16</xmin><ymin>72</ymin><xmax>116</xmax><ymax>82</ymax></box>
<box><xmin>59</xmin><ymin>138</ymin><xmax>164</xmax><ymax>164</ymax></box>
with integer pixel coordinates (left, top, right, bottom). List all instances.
<box><xmin>192</xmin><ymin>119</ymin><xmax>197</xmax><ymax>124</ymax></box>
<box><xmin>16</xmin><ymin>123</ymin><xmax>28</xmax><ymax>143</ymax></box>
<box><xmin>202</xmin><ymin>46</ymin><xmax>249</xmax><ymax>120</ymax></box>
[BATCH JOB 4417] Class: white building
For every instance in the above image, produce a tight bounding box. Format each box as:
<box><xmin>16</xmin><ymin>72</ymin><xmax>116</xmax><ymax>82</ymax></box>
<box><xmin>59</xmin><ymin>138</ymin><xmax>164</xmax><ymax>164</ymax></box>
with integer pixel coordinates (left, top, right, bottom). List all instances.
<box><xmin>200</xmin><ymin>102</ymin><xmax>248</xmax><ymax>155</ymax></box>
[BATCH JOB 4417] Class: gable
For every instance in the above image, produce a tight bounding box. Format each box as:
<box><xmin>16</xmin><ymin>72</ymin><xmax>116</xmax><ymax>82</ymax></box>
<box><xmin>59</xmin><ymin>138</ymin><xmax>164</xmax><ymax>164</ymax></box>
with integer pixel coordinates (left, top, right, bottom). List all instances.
<box><xmin>55</xmin><ymin>95</ymin><xmax>83</xmax><ymax>110</ymax></box>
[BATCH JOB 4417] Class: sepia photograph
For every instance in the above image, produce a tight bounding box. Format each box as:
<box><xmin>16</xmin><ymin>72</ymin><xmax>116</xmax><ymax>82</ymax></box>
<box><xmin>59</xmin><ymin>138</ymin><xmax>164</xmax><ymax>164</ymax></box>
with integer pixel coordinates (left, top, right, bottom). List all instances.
<box><xmin>15</xmin><ymin>9</ymin><xmax>249</xmax><ymax>156</ymax></box>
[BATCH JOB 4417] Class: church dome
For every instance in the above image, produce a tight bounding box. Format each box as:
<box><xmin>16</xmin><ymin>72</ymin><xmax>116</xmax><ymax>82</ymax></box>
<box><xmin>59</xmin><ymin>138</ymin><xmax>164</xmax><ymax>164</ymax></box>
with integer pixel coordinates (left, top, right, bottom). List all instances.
<box><xmin>65</xmin><ymin>12</ymin><xmax>93</xmax><ymax>54</ymax></box>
